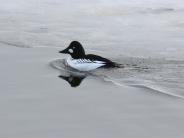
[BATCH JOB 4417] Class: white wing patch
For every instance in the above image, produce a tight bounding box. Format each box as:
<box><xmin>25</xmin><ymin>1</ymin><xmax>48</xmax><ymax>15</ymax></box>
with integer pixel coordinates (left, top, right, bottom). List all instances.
<box><xmin>66</xmin><ymin>57</ymin><xmax>105</xmax><ymax>71</ymax></box>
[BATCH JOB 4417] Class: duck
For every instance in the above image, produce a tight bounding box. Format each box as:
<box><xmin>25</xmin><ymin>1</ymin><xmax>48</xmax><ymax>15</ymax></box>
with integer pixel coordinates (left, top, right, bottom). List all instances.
<box><xmin>59</xmin><ymin>41</ymin><xmax>121</xmax><ymax>71</ymax></box>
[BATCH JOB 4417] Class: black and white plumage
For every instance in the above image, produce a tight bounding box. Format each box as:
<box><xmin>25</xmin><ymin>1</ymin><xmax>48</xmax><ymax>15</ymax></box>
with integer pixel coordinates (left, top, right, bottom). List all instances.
<box><xmin>59</xmin><ymin>41</ymin><xmax>121</xmax><ymax>71</ymax></box>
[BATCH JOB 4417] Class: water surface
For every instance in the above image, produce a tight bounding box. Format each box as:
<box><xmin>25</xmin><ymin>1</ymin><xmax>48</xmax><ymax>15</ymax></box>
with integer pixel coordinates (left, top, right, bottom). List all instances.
<box><xmin>1</xmin><ymin>0</ymin><xmax>184</xmax><ymax>97</ymax></box>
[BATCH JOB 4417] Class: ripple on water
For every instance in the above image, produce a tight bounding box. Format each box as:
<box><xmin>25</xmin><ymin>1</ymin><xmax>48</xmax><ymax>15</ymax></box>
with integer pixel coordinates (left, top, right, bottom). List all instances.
<box><xmin>50</xmin><ymin>57</ymin><xmax>184</xmax><ymax>99</ymax></box>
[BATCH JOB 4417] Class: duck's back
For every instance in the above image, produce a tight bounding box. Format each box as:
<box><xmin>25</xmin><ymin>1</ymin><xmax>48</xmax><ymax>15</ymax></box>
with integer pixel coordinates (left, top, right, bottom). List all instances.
<box><xmin>85</xmin><ymin>54</ymin><xmax>120</xmax><ymax>68</ymax></box>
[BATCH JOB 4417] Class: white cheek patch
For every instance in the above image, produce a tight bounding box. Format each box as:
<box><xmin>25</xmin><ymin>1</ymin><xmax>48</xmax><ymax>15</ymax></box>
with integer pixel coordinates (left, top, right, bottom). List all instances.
<box><xmin>69</xmin><ymin>49</ymin><xmax>73</xmax><ymax>53</ymax></box>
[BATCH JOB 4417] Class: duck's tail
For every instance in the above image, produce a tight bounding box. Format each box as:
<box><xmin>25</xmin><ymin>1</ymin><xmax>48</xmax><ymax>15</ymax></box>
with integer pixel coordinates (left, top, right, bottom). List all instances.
<box><xmin>112</xmin><ymin>62</ymin><xmax>124</xmax><ymax>68</ymax></box>
<box><xmin>103</xmin><ymin>62</ymin><xmax>124</xmax><ymax>68</ymax></box>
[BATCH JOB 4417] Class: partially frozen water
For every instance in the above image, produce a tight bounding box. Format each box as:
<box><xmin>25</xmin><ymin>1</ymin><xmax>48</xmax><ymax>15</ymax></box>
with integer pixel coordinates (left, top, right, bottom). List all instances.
<box><xmin>1</xmin><ymin>0</ymin><xmax>184</xmax><ymax>137</ymax></box>
<box><xmin>1</xmin><ymin>0</ymin><xmax>184</xmax><ymax>97</ymax></box>
<box><xmin>51</xmin><ymin>58</ymin><xmax>184</xmax><ymax>99</ymax></box>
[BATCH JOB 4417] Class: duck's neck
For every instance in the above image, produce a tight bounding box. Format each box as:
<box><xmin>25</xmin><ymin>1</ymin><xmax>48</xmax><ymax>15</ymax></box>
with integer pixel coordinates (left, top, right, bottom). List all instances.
<box><xmin>71</xmin><ymin>51</ymin><xmax>85</xmax><ymax>59</ymax></box>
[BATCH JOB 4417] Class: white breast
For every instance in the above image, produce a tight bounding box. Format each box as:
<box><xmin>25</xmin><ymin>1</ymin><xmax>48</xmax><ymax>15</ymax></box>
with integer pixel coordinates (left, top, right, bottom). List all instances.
<box><xmin>65</xmin><ymin>57</ymin><xmax>105</xmax><ymax>71</ymax></box>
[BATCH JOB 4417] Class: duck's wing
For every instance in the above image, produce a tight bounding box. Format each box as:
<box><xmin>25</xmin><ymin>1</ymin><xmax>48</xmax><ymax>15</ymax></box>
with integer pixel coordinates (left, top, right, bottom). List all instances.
<box><xmin>85</xmin><ymin>54</ymin><xmax>112</xmax><ymax>62</ymax></box>
<box><xmin>85</xmin><ymin>54</ymin><xmax>121</xmax><ymax>68</ymax></box>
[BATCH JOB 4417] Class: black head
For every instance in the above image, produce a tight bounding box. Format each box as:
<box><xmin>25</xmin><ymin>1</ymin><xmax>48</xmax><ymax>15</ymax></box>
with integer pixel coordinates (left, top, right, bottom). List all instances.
<box><xmin>59</xmin><ymin>41</ymin><xmax>85</xmax><ymax>59</ymax></box>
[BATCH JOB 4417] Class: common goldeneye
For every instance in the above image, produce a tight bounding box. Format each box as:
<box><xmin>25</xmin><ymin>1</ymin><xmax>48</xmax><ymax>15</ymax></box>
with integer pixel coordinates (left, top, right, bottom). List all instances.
<box><xmin>59</xmin><ymin>41</ymin><xmax>121</xmax><ymax>71</ymax></box>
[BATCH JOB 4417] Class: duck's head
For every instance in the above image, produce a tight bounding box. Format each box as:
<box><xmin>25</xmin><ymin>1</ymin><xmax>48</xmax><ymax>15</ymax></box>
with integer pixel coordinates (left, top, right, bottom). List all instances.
<box><xmin>59</xmin><ymin>41</ymin><xmax>85</xmax><ymax>59</ymax></box>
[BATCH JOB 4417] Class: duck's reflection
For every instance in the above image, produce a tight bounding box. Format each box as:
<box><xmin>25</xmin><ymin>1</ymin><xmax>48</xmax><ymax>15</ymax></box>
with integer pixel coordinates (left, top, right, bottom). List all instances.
<box><xmin>59</xmin><ymin>73</ymin><xmax>86</xmax><ymax>87</ymax></box>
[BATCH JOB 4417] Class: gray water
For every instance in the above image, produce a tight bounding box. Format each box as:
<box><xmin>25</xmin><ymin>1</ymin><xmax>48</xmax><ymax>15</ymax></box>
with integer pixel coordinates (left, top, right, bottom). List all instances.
<box><xmin>1</xmin><ymin>0</ymin><xmax>184</xmax><ymax>96</ymax></box>
<box><xmin>51</xmin><ymin>57</ymin><xmax>184</xmax><ymax>99</ymax></box>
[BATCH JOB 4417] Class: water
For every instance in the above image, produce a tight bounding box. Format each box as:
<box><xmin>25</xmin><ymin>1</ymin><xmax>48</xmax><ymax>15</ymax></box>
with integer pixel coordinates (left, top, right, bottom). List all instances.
<box><xmin>51</xmin><ymin>58</ymin><xmax>184</xmax><ymax>99</ymax></box>
<box><xmin>1</xmin><ymin>0</ymin><xmax>184</xmax><ymax>96</ymax></box>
